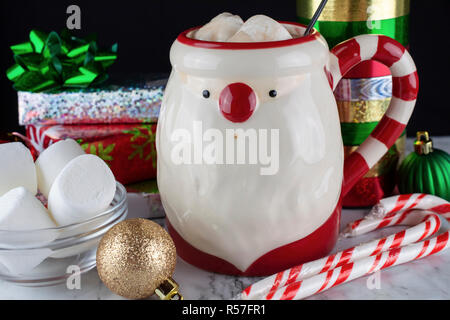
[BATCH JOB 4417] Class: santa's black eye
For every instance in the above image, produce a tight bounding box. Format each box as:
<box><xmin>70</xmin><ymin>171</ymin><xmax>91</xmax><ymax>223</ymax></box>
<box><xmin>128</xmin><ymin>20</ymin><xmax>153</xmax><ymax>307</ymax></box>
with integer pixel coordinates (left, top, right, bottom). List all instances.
<box><xmin>269</xmin><ymin>90</ymin><xmax>277</xmax><ymax>98</ymax></box>
<box><xmin>202</xmin><ymin>90</ymin><xmax>210</xmax><ymax>98</ymax></box>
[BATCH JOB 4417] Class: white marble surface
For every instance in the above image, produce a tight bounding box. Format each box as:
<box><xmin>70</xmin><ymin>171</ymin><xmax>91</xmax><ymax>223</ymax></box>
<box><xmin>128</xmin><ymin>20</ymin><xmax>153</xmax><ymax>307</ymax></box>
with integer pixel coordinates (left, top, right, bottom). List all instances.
<box><xmin>0</xmin><ymin>137</ymin><xmax>449</xmax><ymax>300</ymax></box>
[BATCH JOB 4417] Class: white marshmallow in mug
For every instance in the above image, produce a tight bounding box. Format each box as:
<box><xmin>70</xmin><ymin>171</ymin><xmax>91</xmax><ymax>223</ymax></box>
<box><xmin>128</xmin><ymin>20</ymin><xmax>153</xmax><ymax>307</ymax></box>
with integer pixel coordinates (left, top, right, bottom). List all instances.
<box><xmin>0</xmin><ymin>142</ymin><xmax>37</xmax><ymax>196</ymax></box>
<box><xmin>35</xmin><ymin>139</ymin><xmax>85</xmax><ymax>198</ymax></box>
<box><xmin>228</xmin><ymin>15</ymin><xmax>292</xmax><ymax>42</ymax></box>
<box><xmin>0</xmin><ymin>187</ymin><xmax>56</xmax><ymax>230</ymax></box>
<box><xmin>48</xmin><ymin>154</ymin><xmax>116</xmax><ymax>226</ymax></box>
<box><xmin>194</xmin><ymin>12</ymin><xmax>244</xmax><ymax>41</ymax></box>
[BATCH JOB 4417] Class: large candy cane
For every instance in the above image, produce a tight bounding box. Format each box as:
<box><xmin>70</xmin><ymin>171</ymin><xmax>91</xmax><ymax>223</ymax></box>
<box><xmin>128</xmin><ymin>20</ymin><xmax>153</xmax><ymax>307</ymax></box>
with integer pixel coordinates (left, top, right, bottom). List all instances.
<box><xmin>242</xmin><ymin>194</ymin><xmax>450</xmax><ymax>300</ymax></box>
<box><xmin>327</xmin><ymin>35</ymin><xmax>419</xmax><ymax>196</ymax></box>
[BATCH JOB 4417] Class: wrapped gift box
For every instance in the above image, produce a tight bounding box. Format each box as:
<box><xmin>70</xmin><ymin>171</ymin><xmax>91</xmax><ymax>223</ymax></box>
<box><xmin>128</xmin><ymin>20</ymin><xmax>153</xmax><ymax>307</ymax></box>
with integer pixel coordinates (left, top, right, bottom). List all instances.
<box><xmin>297</xmin><ymin>0</ymin><xmax>410</xmax><ymax>78</ymax></box>
<box><xmin>335</xmin><ymin>75</ymin><xmax>406</xmax><ymax>207</ymax></box>
<box><xmin>18</xmin><ymin>77</ymin><xmax>166</xmax><ymax>125</ymax></box>
<box><xmin>26</xmin><ymin>124</ymin><xmax>157</xmax><ymax>185</ymax></box>
<box><xmin>298</xmin><ymin>0</ymin><xmax>411</xmax><ymax>206</ymax></box>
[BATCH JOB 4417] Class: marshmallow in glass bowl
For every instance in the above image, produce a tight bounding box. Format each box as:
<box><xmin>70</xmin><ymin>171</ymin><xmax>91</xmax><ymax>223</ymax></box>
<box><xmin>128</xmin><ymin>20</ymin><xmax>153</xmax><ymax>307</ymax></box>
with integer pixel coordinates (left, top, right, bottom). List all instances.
<box><xmin>35</xmin><ymin>139</ymin><xmax>85</xmax><ymax>199</ymax></box>
<box><xmin>48</xmin><ymin>153</ymin><xmax>116</xmax><ymax>227</ymax></box>
<box><xmin>47</xmin><ymin>152</ymin><xmax>120</xmax><ymax>259</ymax></box>
<box><xmin>0</xmin><ymin>140</ymin><xmax>116</xmax><ymax>238</ymax></box>
<box><xmin>0</xmin><ymin>186</ymin><xmax>58</xmax><ymax>248</ymax></box>
<box><xmin>0</xmin><ymin>142</ymin><xmax>37</xmax><ymax>196</ymax></box>
<box><xmin>0</xmin><ymin>141</ymin><xmax>125</xmax><ymax>283</ymax></box>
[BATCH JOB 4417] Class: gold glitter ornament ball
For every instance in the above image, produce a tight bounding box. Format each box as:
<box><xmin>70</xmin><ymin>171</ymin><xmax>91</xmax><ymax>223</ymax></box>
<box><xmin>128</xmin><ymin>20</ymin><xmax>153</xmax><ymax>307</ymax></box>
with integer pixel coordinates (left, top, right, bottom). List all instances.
<box><xmin>96</xmin><ymin>218</ymin><xmax>177</xmax><ymax>299</ymax></box>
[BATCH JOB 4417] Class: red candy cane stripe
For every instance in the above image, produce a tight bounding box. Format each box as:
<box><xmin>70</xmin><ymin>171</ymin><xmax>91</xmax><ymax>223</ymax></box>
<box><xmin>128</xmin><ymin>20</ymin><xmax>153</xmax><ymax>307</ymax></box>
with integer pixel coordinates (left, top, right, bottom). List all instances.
<box><xmin>285</xmin><ymin>265</ymin><xmax>302</xmax><ymax>286</ymax></box>
<box><xmin>388</xmin><ymin>194</ymin><xmax>413</xmax><ymax>215</ymax></box>
<box><xmin>265</xmin><ymin>271</ymin><xmax>284</xmax><ymax>300</ymax></box>
<box><xmin>371</xmin><ymin>238</ymin><xmax>386</xmax><ymax>256</ymax></box>
<box><xmin>370</xmin><ymin>117</ymin><xmax>406</xmax><ymax>150</ymax></box>
<box><xmin>430</xmin><ymin>203</ymin><xmax>450</xmax><ymax>218</ymax></box>
<box><xmin>280</xmin><ymin>281</ymin><xmax>302</xmax><ymax>300</ymax></box>
<box><xmin>372</xmin><ymin>36</ymin><xmax>405</xmax><ymax>67</ymax></box>
<box><xmin>242</xmin><ymin>194</ymin><xmax>449</xmax><ymax>300</ymax></box>
<box><xmin>319</xmin><ymin>255</ymin><xmax>335</xmax><ymax>273</ymax></box>
<box><xmin>392</xmin><ymin>72</ymin><xmax>419</xmax><ymax>101</ymax></box>
<box><xmin>333</xmin><ymin>38</ymin><xmax>361</xmax><ymax>78</ymax></box>
<box><xmin>316</xmin><ymin>269</ymin><xmax>334</xmax><ymax>294</ymax></box>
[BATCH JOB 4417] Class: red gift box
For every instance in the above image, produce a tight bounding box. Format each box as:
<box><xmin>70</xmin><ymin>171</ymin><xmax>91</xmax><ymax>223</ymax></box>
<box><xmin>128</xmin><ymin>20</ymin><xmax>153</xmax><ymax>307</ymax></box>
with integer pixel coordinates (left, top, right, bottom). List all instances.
<box><xmin>25</xmin><ymin>124</ymin><xmax>157</xmax><ymax>185</ymax></box>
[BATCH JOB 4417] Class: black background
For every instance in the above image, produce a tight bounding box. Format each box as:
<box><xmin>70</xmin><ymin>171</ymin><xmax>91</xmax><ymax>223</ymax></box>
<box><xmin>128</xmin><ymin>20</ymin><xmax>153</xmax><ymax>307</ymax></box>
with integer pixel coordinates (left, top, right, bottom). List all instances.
<box><xmin>1</xmin><ymin>0</ymin><xmax>449</xmax><ymax>135</ymax></box>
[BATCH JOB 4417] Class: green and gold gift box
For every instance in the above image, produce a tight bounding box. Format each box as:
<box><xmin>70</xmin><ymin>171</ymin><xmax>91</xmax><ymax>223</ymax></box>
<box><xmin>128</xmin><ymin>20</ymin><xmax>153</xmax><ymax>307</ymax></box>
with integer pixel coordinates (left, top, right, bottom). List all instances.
<box><xmin>297</xmin><ymin>0</ymin><xmax>411</xmax><ymax>206</ymax></box>
<box><xmin>297</xmin><ymin>0</ymin><xmax>410</xmax><ymax>78</ymax></box>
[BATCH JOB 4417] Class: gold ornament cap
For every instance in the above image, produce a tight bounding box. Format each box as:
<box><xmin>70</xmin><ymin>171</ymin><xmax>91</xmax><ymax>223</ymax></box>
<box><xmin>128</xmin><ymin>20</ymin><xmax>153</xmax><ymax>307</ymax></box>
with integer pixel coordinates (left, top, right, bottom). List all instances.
<box><xmin>414</xmin><ymin>131</ymin><xmax>433</xmax><ymax>155</ymax></box>
<box><xmin>155</xmin><ymin>278</ymin><xmax>183</xmax><ymax>300</ymax></box>
<box><xmin>96</xmin><ymin>218</ymin><xmax>182</xmax><ymax>300</ymax></box>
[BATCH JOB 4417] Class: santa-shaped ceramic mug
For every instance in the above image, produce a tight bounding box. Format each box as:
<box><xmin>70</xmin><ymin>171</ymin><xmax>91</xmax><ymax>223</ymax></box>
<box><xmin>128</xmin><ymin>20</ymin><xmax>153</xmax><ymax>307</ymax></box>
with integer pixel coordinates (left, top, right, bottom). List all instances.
<box><xmin>156</xmin><ymin>22</ymin><xmax>418</xmax><ymax>276</ymax></box>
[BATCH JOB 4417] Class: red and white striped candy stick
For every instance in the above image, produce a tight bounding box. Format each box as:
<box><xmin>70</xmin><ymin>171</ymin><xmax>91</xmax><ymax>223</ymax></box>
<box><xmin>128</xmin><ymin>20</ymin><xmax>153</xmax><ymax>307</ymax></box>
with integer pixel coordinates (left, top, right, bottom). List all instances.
<box><xmin>242</xmin><ymin>210</ymin><xmax>441</xmax><ymax>300</ymax></box>
<box><xmin>266</xmin><ymin>230</ymin><xmax>450</xmax><ymax>300</ymax></box>
<box><xmin>368</xmin><ymin>193</ymin><xmax>450</xmax><ymax>222</ymax></box>
<box><xmin>241</xmin><ymin>194</ymin><xmax>450</xmax><ymax>300</ymax></box>
<box><xmin>343</xmin><ymin>194</ymin><xmax>449</xmax><ymax>238</ymax></box>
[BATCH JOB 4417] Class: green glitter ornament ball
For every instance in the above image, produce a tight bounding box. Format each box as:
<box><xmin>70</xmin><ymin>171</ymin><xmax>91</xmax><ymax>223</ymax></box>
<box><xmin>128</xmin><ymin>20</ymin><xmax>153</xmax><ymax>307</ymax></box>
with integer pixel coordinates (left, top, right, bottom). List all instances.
<box><xmin>397</xmin><ymin>132</ymin><xmax>450</xmax><ymax>201</ymax></box>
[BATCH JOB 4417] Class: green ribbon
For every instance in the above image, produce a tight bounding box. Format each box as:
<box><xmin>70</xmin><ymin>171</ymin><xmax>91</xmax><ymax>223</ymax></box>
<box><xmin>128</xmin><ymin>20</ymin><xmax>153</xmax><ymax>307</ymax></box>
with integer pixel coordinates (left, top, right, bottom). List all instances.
<box><xmin>6</xmin><ymin>29</ymin><xmax>117</xmax><ymax>92</ymax></box>
<box><xmin>297</xmin><ymin>15</ymin><xmax>409</xmax><ymax>48</ymax></box>
<box><xmin>341</xmin><ymin>122</ymin><xmax>406</xmax><ymax>146</ymax></box>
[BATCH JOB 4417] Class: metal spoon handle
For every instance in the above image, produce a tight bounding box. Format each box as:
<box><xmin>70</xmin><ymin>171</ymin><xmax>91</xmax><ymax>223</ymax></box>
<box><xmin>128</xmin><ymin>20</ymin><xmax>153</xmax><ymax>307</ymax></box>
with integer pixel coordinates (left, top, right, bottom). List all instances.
<box><xmin>303</xmin><ymin>0</ymin><xmax>328</xmax><ymax>36</ymax></box>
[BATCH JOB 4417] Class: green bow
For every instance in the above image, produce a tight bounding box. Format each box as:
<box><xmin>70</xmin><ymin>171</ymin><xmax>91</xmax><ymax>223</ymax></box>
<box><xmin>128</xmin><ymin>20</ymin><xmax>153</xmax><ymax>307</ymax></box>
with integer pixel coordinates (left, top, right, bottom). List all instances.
<box><xmin>6</xmin><ymin>29</ymin><xmax>117</xmax><ymax>92</ymax></box>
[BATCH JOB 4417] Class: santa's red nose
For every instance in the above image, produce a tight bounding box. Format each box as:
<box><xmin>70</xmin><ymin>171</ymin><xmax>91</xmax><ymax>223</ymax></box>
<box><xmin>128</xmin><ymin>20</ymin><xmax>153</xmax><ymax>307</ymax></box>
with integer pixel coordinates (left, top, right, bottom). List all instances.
<box><xmin>219</xmin><ymin>83</ymin><xmax>256</xmax><ymax>123</ymax></box>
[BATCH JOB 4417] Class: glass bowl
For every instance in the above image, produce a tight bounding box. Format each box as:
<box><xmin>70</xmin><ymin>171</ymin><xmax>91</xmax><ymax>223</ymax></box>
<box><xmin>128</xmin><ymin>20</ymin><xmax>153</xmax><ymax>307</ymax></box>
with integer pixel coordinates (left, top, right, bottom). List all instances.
<box><xmin>0</xmin><ymin>182</ymin><xmax>127</xmax><ymax>287</ymax></box>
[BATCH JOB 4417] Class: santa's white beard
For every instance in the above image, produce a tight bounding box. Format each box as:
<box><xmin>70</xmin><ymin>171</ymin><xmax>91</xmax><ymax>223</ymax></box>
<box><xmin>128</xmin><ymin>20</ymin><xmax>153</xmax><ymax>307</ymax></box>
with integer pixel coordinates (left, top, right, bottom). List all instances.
<box><xmin>157</xmin><ymin>72</ymin><xmax>343</xmax><ymax>271</ymax></box>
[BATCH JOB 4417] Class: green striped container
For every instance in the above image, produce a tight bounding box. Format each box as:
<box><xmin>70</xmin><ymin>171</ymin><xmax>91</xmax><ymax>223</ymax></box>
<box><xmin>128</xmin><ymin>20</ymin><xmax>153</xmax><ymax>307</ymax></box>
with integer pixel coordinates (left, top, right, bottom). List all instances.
<box><xmin>297</xmin><ymin>0</ymin><xmax>411</xmax><ymax>206</ymax></box>
<box><xmin>297</xmin><ymin>0</ymin><xmax>410</xmax><ymax>78</ymax></box>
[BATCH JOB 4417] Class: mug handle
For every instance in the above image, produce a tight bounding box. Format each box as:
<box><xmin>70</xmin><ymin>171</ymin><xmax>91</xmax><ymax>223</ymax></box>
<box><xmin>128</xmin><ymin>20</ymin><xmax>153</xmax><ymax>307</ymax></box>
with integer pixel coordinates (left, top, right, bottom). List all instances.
<box><xmin>327</xmin><ymin>34</ymin><xmax>419</xmax><ymax>197</ymax></box>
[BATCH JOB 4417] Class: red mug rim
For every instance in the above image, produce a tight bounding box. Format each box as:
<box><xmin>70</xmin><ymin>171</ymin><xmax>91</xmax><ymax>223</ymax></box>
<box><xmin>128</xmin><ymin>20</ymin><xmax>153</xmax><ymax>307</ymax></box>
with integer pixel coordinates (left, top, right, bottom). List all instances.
<box><xmin>176</xmin><ymin>21</ymin><xmax>320</xmax><ymax>50</ymax></box>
